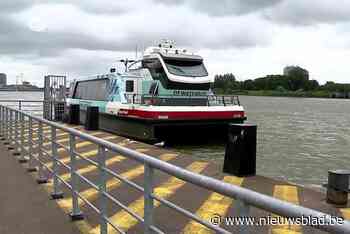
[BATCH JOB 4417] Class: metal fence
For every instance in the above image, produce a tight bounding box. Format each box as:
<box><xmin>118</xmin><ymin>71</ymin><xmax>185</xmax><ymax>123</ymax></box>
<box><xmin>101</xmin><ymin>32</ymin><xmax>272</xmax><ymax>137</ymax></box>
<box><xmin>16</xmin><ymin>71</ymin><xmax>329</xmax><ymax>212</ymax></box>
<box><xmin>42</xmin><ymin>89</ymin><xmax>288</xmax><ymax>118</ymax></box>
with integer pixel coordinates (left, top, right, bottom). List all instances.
<box><xmin>124</xmin><ymin>94</ymin><xmax>241</xmax><ymax>107</ymax></box>
<box><xmin>0</xmin><ymin>104</ymin><xmax>349</xmax><ymax>234</ymax></box>
<box><xmin>0</xmin><ymin>100</ymin><xmax>66</xmax><ymax>120</ymax></box>
<box><xmin>0</xmin><ymin>100</ymin><xmax>44</xmax><ymax>116</ymax></box>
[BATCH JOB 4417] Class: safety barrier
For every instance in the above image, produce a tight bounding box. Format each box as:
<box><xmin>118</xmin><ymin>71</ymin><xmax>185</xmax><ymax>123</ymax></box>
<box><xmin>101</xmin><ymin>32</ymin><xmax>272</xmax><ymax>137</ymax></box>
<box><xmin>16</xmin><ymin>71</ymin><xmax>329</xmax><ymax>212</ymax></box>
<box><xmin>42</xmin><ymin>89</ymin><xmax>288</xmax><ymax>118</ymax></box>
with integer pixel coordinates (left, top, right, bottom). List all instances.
<box><xmin>0</xmin><ymin>104</ymin><xmax>349</xmax><ymax>234</ymax></box>
<box><xmin>0</xmin><ymin>100</ymin><xmax>44</xmax><ymax>116</ymax></box>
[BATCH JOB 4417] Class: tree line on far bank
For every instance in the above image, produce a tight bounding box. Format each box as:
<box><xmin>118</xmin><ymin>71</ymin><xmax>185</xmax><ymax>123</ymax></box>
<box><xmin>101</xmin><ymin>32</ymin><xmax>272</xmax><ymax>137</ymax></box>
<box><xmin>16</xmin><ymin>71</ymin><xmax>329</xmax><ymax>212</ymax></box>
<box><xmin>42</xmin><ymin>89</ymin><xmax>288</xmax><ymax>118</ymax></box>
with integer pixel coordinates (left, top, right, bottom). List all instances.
<box><xmin>213</xmin><ymin>66</ymin><xmax>350</xmax><ymax>95</ymax></box>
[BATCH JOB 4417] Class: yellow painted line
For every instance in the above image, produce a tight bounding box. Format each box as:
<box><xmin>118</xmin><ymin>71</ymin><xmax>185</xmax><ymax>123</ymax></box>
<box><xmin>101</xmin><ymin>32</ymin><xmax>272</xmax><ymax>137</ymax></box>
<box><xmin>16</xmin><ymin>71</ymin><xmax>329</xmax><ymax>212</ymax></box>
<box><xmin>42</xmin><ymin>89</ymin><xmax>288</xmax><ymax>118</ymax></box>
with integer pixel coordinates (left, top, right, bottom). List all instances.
<box><xmin>60</xmin><ymin>155</ymin><xmax>126</xmax><ymax>180</ymax></box>
<box><xmin>90</xmin><ymin>161</ymin><xmax>208</xmax><ymax>234</ymax></box>
<box><xmin>58</xmin><ymin>148</ymin><xmax>151</xmax><ymax>181</ymax></box>
<box><xmin>56</xmin><ymin>135</ymin><xmax>117</xmax><ymax>153</ymax></box>
<box><xmin>45</xmin><ymin>149</ymin><xmax>99</xmax><ymax>170</ymax></box>
<box><xmin>28</xmin><ymin>131</ymin><xmax>68</xmax><ymax>138</ymax></box>
<box><xmin>42</xmin><ymin>131</ymin><xmax>103</xmax><ymax>146</ymax></box>
<box><xmin>340</xmin><ymin>209</ymin><xmax>350</xmax><ymax>220</ymax></box>
<box><xmin>271</xmin><ymin>185</ymin><xmax>302</xmax><ymax>234</ymax></box>
<box><xmin>24</xmin><ymin>128</ymin><xmax>51</xmax><ymax>135</ymax></box>
<box><xmin>182</xmin><ymin>176</ymin><xmax>244</xmax><ymax>234</ymax></box>
<box><xmin>59</xmin><ymin>153</ymin><xmax>178</xmax><ymax>212</ymax></box>
<box><xmin>25</xmin><ymin>132</ymin><xmax>108</xmax><ymax>149</ymax></box>
<box><xmin>40</xmin><ymin>180</ymin><xmax>93</xmax><ymax>233</ymax></box>
<box><xmin>44</xmin><ymin>137</ymin><xmax>128</xmax><ymax>168</ymax></box>
<box><xmin>31</xmin><ymin>132</ymin><xmax>69</xmax><ymax>141</ymax></box>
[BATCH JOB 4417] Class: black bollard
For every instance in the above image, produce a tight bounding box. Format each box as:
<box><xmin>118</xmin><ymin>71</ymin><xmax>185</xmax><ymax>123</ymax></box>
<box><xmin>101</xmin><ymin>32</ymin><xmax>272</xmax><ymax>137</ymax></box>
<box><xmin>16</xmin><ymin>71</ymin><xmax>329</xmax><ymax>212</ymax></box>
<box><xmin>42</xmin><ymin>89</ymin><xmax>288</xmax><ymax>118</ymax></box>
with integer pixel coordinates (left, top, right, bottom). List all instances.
<box><xmin>326</xmin><ymin>170</ymin><xmax>350</xmax><ymax>205</ymax></box>
<box><xmin>223</xmin><ymin>123</ymin><xmax>257</xmax><ymax>177</ymax></box>
<box><xmin>68</xmin><ymin>104</ymin><xmax>80</xmax><ymax>125</ymax></box>
<box><xmin>85</xmin><ymin>106</ymin><xmax>99</xmax><ymax>131</ymax></box>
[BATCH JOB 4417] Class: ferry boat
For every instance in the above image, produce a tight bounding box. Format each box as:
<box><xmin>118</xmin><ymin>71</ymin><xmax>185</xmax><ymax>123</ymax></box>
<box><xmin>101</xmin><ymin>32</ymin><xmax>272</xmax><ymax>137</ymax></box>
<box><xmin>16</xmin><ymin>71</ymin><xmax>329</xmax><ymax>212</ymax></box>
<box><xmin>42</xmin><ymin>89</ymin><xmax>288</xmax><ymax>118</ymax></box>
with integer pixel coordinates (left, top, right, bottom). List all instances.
<box><xmin>66</xmin><ymin>40</ymin><xmax>246</xmax><ymax>143</ymax></box>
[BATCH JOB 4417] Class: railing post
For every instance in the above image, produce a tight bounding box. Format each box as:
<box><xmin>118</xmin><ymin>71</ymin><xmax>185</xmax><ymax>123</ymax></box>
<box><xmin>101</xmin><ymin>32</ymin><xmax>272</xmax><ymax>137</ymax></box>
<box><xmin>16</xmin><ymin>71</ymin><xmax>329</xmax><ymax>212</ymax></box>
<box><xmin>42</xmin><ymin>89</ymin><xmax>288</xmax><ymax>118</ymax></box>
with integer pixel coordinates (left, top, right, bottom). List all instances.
<box><xmin>18</xmin><ymin>112</ymin><xmax>28</xmax><ymax>163</ymax></box>
<box><xmin>2</xmin><ymin>106</ymin><xmax>5</xmax><ymax>139</ymax></box>
<box><xmin>12</xmin><ymin>111</ymin><xmax>21</xmax><ymax>155</ymax></box>
<box><xmin>51</xmin><ymin>126</ymin><xmax>64</xmax><ymax>199</ymax></box>
<box><xmin>69</xmin><ymin>134</ymin><xmax>84</xmax><ymax>220</ymax></box>
<box><xmin>36</xmin><ymin>121</ymin><xmax>48</xmax><ymax>184</ymax></box>
<box><xmin>7</xmin><ymin>110</ymin><xmax>14</xmax><ymax>149</ymax></box>
<box><xmin>3</xmin><ymin>108</ymin><xmax>9</xmax><ymax>144</ymax></box>
<box><xmin>2</xmin><ymin>106</ymin><xmax>5</xmax><ymax>138</ymax></box>
<box><xmin>98</xmin><ymin>145</ymin><xmax>108</xmax><ymax>234</ymax></box>
<box><xmin>236</xmin><ymin>199</ymin><xmax>250</xmax><ymax>234</ymax></box>
<box><xmin>0</xmin><ymin>106</ymin><xmax>3</xmax><ymax>137</ymax></box>
<box><xmin>144</xmin><ymin>164</ymin><xmax>154</xmax><ymax>234</ymax></box>
<box><xmin>0</xmin><ymin>106</ymin><xmax>4</xmax><ymax>139</ymax></box>
<box><xmin>27</xmin><ymin>117</ymin><xmax>37</xmax><ymax>172</ymax></box>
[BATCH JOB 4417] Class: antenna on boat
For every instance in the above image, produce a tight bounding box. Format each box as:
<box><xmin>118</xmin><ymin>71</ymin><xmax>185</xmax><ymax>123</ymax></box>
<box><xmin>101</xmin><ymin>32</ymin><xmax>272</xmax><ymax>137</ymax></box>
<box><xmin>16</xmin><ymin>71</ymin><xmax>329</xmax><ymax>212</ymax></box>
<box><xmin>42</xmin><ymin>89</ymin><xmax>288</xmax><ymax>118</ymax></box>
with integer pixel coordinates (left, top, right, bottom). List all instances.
<box><xmin>119</xmin><ymin>59</ymin><xmax>135</xmax><ymax>72</ymax></box>
<box><xmin>135</xmin><ymin>45</ymin><xmax>138</xmax><ymax>60</ymax></box>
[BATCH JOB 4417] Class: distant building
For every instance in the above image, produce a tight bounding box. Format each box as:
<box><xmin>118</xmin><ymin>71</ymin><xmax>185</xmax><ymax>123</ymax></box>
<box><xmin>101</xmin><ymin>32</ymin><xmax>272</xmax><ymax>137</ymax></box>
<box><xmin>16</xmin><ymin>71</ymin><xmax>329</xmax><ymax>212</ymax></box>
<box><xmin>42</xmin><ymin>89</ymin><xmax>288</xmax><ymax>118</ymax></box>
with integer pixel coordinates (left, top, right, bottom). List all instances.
<box><xmin>0</xmin><ymin>73</ymin><xmax>7</xmax><ymax>87</ymax></box>
<box><xmin>283</xmin><ymin>66</ymin><xmax>309</xmax><ymax>80</ymax></box>
<box><xmin>22</xmin><ymin>81</ymin><xmax>31</xmax><ymax>86</ymax></box>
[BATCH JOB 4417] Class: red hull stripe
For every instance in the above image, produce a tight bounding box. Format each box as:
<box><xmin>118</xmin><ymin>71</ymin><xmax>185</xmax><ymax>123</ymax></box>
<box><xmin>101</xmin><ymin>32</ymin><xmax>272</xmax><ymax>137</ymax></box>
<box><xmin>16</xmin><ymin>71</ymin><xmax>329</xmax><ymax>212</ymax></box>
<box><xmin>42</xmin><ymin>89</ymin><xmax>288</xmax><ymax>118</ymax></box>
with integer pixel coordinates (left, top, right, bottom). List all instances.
<box><xmin>118</xmin><ymin>109</ymin><xmax>245</xmax><ymax>120</ymax></box>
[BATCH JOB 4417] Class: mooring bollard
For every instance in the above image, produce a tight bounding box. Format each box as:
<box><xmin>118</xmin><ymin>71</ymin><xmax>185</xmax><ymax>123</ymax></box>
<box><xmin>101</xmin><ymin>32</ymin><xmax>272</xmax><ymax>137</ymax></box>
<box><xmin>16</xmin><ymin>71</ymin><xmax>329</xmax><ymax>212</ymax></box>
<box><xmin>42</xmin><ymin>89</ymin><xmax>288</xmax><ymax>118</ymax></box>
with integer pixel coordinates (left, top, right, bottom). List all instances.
<box><xmin>223</xmin><ymin>123</ymin><xmax>257</xmax><ymax>177</ymax></box>
<box><xmin>68</xmin><ymin>104</ymin><xmax>80</xmax><ymax>125</ymax></box>
<box><xmin>85</xmin><ymin>106</ymin><xmax>99</xmax><ymax>131</ymax></box>
<box><xmin>326</xmin><ymin>170</ymin><xmax>350</xmax><ymax>205</ymax></box>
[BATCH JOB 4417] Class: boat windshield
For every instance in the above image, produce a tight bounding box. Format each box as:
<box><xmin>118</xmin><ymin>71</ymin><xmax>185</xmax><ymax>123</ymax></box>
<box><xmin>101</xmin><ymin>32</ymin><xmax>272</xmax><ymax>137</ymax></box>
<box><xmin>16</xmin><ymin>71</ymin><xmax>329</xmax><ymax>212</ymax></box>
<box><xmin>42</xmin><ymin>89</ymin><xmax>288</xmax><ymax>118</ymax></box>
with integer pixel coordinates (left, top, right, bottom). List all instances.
<box><xmin>164</xmin><ymin>59</ymin><xmax>208</xmax><ymax>77</ymax></box>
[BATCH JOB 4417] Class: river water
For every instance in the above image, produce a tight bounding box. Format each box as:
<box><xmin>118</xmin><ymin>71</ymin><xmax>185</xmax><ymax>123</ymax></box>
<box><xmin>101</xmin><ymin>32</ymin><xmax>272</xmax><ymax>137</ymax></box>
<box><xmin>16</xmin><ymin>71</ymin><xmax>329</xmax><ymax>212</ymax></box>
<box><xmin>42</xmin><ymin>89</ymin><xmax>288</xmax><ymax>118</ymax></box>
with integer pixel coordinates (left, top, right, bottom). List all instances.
<box><xmin>2</xmin><ymin>92</ymin><xmax>349</xmax><ymax>188</ymax></box>
<box><xmin>175</xmin><ymin>96</ymin><xmax>350</xmax><ymax>189</ymax></box>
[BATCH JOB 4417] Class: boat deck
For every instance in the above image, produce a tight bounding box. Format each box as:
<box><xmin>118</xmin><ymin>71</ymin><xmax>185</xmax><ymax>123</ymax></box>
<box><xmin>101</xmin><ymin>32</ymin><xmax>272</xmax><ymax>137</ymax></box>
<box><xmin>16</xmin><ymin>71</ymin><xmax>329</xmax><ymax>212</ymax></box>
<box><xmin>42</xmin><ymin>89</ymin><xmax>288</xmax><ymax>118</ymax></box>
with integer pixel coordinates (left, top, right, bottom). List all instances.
<box><xmin>2</xmin><ymin>123</ymin><xmax>350</xmax><ymax>233</ymax></box>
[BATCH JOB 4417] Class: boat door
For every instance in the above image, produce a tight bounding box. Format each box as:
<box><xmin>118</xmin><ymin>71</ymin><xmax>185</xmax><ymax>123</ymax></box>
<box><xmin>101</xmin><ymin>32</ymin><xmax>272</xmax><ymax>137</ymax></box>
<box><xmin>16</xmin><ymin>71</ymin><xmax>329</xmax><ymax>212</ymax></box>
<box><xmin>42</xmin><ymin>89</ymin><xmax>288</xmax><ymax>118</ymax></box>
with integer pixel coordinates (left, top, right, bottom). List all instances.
<box><xmin>124</xmin><ymin>78</ymin><xmax>141</xmax><ymax>104</ymax></box>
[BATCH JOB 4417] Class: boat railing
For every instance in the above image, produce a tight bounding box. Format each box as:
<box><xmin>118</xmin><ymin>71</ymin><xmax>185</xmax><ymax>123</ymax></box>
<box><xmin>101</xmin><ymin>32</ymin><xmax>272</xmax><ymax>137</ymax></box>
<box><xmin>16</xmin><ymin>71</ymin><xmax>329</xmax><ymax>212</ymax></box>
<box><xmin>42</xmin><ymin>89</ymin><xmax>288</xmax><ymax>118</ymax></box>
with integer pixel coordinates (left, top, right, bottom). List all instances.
<box><xmin>0</xmin><ymin>104</ymin><xmax>349</xmax><ymax>234</ymax></box>
<box><xmin>125</xmin><ymin>94</ymin><xmax>241</xmax><ymax>106</ymax></box>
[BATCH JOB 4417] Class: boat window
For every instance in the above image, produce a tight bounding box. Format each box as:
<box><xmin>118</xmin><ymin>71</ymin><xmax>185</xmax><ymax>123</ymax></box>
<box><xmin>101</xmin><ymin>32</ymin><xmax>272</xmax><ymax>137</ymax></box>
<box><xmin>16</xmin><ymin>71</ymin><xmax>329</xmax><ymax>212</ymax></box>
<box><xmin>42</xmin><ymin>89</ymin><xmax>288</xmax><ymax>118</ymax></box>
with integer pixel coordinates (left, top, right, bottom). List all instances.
<box><xmin>125</xmin><ymin>80</ymin><xmax>134</xmax><ymax>92</ymax></box>
<box><xmin>149</xmin><ymin>82</ymin><xmax>159</xmax><ymax>95</ymax></box>
<box><xmin>128</xmin><ymin>61</ymin><xmax>142</xmax><ymax>71</ymax></box>
<box><xmin>164</xmin><ymin>59</ymin><xmax>208</xmax><ymax>77</ymax></box>
<box><xmin>142</xmin><ymin>58</ymin><xmax>167</xmax><ymax>81</ymax></box>
<box><xmin>68</xmin><ymin>81</ymin><xmax>76</xmax><ymax>98</ymax></box>
<box><xmin>73</xmin><ymin>79</ymin><xmax>109</xmax><ymax>101</ymax></box>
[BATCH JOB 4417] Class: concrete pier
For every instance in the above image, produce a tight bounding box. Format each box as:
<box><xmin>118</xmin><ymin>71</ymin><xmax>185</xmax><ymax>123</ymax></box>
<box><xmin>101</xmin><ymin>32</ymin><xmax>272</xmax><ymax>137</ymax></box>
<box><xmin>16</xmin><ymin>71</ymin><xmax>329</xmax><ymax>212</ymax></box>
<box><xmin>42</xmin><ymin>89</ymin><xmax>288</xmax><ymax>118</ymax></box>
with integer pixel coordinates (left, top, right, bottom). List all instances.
<box><xmin>0</xmin><ymin>143</ymin><xmax>80</xmax><ymax>234</ymax></box>
<box><xmin>1</xmin><ymin>123</ymin><xmax>349</xmax><ymax>233</ymax></box>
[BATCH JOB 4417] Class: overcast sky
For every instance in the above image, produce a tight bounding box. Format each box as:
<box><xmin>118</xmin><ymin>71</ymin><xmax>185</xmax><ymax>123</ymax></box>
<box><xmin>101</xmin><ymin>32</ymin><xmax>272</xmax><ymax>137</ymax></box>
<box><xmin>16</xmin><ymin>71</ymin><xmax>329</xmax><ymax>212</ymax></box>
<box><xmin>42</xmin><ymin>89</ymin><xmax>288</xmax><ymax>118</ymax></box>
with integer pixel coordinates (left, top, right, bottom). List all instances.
<box><xmin>1</xmin><ymin>0</ymin><xmax>350</xmax><ymax>86</ymax></box>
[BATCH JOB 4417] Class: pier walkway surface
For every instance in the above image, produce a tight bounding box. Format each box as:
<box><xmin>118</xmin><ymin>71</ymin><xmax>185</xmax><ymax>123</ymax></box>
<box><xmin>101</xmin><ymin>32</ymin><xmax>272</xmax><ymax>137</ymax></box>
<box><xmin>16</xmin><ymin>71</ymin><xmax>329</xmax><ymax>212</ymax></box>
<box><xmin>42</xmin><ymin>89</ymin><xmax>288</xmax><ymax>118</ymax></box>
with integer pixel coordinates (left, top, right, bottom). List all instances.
<box><xmin>0</xmin><ymin>143</ymin><xmax>80</xmax><ymax>234</ymax></box>
<box><xmin>1</xmin><ymin>123</ymin><xmax>350</xmax><ymax>234</ymax></box>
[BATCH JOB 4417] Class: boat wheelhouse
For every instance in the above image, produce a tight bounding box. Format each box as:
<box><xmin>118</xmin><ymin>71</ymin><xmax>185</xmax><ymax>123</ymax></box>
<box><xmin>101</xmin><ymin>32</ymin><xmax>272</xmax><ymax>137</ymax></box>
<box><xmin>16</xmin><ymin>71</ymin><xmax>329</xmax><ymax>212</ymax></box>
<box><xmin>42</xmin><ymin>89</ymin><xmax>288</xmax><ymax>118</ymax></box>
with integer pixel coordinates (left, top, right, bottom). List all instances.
<box><xmin>67</xmin><ymin>40</ymin><xmax>246</xmax><ymax>143</ymax></box>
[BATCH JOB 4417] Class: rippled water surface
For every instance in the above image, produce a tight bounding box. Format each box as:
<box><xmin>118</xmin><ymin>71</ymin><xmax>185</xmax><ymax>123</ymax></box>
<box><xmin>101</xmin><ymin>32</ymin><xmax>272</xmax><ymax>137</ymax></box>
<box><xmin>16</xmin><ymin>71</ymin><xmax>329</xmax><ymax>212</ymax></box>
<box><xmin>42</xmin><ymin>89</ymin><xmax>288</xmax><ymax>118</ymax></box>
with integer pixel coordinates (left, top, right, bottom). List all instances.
<box><xmin>175</xmin><ymin>96</ymin><xmax>350</xmax><ymax>188</ymax></box>
<box><xmin>1</xmin><ymin>92</ymin><xmax>349</xmax><ymax>188</ymax></box>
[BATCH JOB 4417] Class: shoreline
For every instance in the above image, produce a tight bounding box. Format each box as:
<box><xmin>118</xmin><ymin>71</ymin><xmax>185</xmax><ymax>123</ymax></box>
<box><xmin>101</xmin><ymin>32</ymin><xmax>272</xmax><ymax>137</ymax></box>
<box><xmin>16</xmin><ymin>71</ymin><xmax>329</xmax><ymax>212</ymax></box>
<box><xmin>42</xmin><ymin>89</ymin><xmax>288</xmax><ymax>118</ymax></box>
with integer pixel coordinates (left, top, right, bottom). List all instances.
<box><xmin>229</xmin><ymin>90</ymin><xmax>350</xmax><ymax>99</ymax></box>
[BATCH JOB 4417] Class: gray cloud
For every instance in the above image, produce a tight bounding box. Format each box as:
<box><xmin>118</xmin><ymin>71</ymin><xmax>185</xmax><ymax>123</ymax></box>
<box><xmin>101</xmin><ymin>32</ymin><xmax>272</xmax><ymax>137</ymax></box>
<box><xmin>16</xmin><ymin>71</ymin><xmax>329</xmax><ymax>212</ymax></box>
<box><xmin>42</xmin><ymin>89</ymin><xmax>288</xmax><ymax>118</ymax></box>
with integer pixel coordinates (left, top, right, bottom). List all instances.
<box><xmin>263</xmin><ymin>0</ymin><xmax>350</xmax><ymax>25</ymax></box>
<box><xmin>0</xmin><ymin>0</ymin><xmax>274</xmax><ymax>82</ymax></box>
<box><xmin>0</xmin><ymin>1</ymin><xmax>273</xmax><ymax>58</ymax></box>
<box><xmin>0</xmin><ymin>16</ymin><xmax>123</xmax><ymax>56</ymax></box>
<box><xmin>154</xmin><ymin>0</ymin><xmax>281</xmax><ymax>16</ymax></box>
<box><xmin>0</xmin><ymin>1</ymin><xmax>33</xmax><ymax>13</ymax></box>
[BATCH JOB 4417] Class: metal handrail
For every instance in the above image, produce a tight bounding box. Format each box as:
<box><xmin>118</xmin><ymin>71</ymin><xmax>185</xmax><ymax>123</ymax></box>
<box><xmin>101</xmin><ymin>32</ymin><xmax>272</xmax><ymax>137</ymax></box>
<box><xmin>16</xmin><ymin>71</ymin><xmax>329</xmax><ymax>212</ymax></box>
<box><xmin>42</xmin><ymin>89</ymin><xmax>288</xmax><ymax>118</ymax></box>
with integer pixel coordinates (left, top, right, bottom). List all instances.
<box><xmin>124</xmin><ymin>94</ymin><xmax>241</xmax><ymax>106</ymax></box>
<box><xmin>0</xmin><ymin>104</ymin><xmax>349</xmax><ymax>234</ymax></box>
